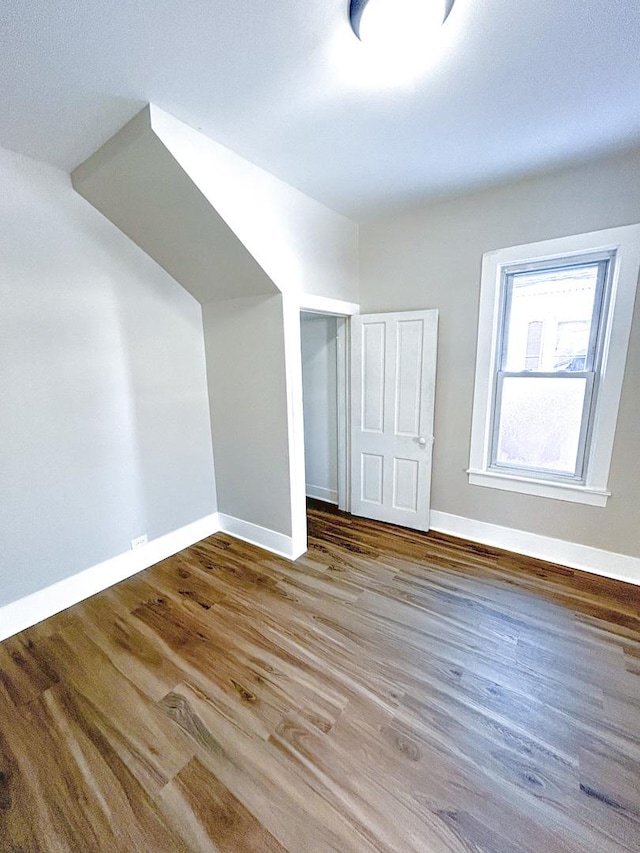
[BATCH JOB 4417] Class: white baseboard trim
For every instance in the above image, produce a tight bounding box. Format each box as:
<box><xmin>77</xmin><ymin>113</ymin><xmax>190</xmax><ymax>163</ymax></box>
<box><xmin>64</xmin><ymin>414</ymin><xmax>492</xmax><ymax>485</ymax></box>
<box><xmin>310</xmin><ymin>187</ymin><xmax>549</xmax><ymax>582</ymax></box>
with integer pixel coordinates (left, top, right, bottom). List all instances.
<box><xmin>0</xmin><ymin>511</ymin><xmax>309</xmax><ymax>642</ymax></box>
<box><xmin>217</xmin><ymin>513</ymin><xmax>304</xmax><ymax>561</ymax></box>
<box><xmin>430</xmin><ymin>510</ymin><xmax>640</xmax><ymax>587</ymax></box>
<box><xmin>0</xmin><ymin>513</ymin><xmax>222</xmax><ymax>643</ymax></box>
<box><xmin>306</xmin><ymin>484</ymin><xmax>339</xmax><ymax>505</ymax></box>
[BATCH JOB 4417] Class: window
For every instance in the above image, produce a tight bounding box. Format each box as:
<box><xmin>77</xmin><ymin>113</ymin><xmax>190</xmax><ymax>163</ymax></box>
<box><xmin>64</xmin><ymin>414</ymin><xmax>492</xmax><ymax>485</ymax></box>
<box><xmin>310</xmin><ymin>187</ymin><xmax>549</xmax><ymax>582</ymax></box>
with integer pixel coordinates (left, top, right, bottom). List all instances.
<box><xmin>468</xmin><ymin>225</ymin><xmax>640</xmax><ymax>507</ymax></box>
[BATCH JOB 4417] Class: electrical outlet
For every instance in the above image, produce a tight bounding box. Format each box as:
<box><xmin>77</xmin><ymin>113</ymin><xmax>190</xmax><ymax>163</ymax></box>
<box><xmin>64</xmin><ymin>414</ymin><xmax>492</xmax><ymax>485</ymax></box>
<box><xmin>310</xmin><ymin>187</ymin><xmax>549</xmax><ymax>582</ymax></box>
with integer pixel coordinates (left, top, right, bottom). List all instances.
<box><xmin>130</xmin><ymin>534</ymin><xmax>148</xmax><ymax>550</ymax></box>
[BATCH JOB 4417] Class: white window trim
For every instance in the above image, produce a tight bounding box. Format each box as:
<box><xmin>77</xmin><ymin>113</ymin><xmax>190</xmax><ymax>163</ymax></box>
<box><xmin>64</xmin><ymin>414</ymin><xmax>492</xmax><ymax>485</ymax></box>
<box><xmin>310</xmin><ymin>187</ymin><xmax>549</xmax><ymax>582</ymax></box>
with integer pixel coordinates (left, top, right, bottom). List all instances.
<box><xmin>468</xmin><ymin>224</ymin><xmax>640</xmax><ymax>507</ymax></box>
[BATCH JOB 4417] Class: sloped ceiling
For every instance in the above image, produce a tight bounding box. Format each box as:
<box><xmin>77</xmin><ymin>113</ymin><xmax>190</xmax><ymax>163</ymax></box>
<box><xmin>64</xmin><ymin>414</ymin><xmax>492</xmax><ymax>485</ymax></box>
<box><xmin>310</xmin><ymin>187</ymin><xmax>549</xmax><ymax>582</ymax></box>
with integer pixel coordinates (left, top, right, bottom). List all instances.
<box><xmin>72</xmin><ymin>108</ymin><xmax>278</xmax><ymax>304</ymax></box>
<box><xmin>73</xmin><ymin>106</ymin><xmax>359</xmax><ymax>305</ymax></box>
<box><xmin>149</xmin><ymin>106</ymin><xmax>358</xmax><ymax>304</ymax></box>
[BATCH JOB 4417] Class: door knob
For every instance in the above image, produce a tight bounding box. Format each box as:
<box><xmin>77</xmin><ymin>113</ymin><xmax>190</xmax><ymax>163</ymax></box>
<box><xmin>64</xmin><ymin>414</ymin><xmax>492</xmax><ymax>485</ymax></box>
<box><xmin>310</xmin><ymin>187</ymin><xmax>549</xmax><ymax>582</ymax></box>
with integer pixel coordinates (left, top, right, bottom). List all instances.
<box><xmin>418</xmin><ymin>437</ymin><xmax>427</xmax><ymax>446</ymax></box>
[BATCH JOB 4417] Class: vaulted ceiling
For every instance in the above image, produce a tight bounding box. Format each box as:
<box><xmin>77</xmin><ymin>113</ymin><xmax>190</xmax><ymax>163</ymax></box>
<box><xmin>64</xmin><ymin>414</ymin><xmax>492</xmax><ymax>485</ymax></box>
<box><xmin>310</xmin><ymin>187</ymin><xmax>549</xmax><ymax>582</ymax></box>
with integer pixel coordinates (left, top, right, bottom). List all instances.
<box><xmin>2</xmin><ymin>0</ymin><xmax>639</xmax><ymax>219</ymax></box>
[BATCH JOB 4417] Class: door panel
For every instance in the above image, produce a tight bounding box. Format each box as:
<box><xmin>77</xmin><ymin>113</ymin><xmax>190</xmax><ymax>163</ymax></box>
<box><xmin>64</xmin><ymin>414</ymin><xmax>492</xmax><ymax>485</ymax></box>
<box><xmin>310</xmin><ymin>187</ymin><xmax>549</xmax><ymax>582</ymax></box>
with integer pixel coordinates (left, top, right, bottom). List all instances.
<box><xmin>350</xmin><ymin>310</ymin><xmax>438</xmax><ymax>531</ymax></box>
<box><xmin>361</xmin><ymin>453</ymin><xmax>384</xmax><ymax>505</ymax></box>
<box><xmin>393</xmin><ymin>457</ymin><xmax>419</xmax><ymax>512</ymax></box>
<box><xmin>362</xmin><ymin>322</ymin><xmax>386</xmax><ymax>433</ymax></box>
<box><xmin>395</xmin><ymin>319</ymin><xmax>424</xmax><ymax>436</ymax></box>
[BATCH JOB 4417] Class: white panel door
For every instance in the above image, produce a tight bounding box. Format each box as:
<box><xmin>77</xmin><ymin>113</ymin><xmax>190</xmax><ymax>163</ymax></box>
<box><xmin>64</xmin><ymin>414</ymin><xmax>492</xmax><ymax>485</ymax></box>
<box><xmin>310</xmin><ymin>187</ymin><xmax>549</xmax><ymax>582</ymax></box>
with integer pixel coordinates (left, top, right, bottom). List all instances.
<box><xmin>350</xmin><ymin>310</ymin><xmax>438</xmax><ymax>531</ymax></box>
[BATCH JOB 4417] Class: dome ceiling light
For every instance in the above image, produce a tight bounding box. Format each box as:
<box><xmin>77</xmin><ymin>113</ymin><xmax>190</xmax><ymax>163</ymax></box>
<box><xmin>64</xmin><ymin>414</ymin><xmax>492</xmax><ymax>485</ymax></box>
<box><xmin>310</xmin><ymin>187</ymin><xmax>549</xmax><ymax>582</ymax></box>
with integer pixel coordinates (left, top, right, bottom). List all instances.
<box><xmin>349</xmin><ymin>0</ymin><xmax>456</xmax><ymax>45</ymax></box>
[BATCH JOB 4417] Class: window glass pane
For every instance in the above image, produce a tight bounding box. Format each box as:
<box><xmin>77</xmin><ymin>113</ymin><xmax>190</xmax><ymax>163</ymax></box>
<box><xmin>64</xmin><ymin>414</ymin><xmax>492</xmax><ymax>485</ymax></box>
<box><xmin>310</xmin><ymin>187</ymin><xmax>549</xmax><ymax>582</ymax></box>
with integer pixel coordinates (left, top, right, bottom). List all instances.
<box><xmin>494</xmin><ymin>377</ymin><xmax>587</xmax><ymax>475</ymax></box>
<box><xmin>503</xmin><ymin>264</ymin><xmax>600</xmax><ymax>372</ymax></box>
<box><xmin>554</xmin><ymin>320</ymin><xmax>589</xmax><ymax>370</ymax></box>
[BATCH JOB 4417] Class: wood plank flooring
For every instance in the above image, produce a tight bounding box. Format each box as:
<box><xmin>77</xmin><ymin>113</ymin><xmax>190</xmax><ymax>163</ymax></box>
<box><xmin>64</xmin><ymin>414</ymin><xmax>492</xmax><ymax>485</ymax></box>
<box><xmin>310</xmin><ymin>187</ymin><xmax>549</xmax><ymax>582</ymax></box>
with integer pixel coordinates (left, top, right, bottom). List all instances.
<box><xmin>1</xmin><ymin>502</ymin><xmax>640</xmax><ymax>851</ymax></box>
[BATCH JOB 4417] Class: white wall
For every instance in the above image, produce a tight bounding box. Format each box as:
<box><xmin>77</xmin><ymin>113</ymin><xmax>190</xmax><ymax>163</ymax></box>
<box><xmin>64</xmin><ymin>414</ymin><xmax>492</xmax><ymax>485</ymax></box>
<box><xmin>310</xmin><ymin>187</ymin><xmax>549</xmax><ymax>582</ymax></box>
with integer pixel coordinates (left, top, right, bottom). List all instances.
<box><xmin>359</xmin><ymin>147</ymin><xmax>640</xmax><ymax>559</ymax></box>
<box><xmin>301</xmin><ymin>314</ymin><xmax>338</xmax><ymax>504</ymax></box>
<box><xmin>203</xmin><ymin>295</ymin><xmax>299</xmax><ymax>547</ymax></box>
<box><xmin>0</xmin><ymin>148</ymin><xmax>217</xmax><ymax>608</ymax></box>
<box><xmin>151</xmin><ymin>106</ymin><xmax>360</xmax><ymax>304</ymax></box>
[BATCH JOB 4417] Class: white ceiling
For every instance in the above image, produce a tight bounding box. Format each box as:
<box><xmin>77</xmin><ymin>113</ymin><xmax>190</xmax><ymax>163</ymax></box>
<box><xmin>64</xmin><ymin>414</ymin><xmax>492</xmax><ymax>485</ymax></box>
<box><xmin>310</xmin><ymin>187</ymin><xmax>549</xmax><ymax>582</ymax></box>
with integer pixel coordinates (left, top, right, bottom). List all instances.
<box><xmin>2</xmin><ymin>0</ymin><xmax>639</xmax><ymax>219</ymax></box>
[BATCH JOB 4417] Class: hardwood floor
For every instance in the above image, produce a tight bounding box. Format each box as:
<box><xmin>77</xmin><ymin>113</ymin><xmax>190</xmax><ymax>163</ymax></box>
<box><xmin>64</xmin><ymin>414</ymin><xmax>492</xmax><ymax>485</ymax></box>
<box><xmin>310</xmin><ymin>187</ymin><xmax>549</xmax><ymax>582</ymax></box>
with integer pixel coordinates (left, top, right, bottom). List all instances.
<box><xmin>1</xmin><ymin>502</ymin><xmax>640</xmax><ymax>852</ymax></box>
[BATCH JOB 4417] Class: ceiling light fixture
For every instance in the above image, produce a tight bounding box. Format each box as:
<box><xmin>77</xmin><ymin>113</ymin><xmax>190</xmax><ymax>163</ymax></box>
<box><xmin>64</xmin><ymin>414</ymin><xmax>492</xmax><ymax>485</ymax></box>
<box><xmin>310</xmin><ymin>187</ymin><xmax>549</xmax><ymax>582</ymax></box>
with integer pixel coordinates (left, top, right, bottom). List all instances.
<box><xmin>349</xmin><ymin>0</ymin><xmax>456</xmax><ymax>45</ymax></box>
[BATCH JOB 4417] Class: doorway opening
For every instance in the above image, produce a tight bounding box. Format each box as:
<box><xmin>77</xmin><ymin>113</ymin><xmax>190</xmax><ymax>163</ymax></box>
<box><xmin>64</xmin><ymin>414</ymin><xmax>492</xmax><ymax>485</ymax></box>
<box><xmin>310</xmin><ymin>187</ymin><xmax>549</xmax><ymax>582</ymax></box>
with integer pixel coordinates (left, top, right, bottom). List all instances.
<box><xmin>299</xmin><ymin>311</ymin><xmax>350</xmax><ymax>513</ymax></box>
<box><xmin>292</xmin><ymin>304</ymin><xmax>438</xmax><ymax>558</ymax></box>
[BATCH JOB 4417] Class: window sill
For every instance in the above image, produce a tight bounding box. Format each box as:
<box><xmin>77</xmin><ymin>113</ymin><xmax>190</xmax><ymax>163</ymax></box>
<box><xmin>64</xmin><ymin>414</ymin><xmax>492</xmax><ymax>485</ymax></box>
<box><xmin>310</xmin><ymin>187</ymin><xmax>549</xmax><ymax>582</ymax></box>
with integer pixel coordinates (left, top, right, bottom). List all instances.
<box><xmin>467</xmin><ymin>469</ymin><xmax>610</xmax><ymax>507</ymax></box>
